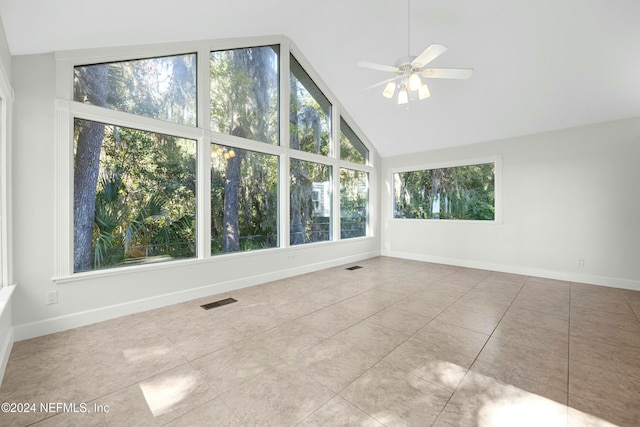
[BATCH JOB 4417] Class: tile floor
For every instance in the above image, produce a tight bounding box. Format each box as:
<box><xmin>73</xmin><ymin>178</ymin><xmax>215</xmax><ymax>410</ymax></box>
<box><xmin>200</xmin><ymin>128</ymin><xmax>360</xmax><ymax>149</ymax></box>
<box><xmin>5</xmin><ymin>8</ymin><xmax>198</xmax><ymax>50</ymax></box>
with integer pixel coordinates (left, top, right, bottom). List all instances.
<box><xmin>1</xmin><ymin>256</ymin><xmax>640</xmax><ymax>426</ymax></box>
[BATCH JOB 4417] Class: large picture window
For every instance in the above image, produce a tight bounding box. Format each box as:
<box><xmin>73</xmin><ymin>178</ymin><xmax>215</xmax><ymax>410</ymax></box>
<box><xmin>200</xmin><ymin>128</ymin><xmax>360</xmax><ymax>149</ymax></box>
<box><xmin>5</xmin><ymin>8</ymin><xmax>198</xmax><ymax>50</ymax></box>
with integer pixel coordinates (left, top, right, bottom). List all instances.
<box><xmin>73</xmin><ymin>119</ymin><xmax>197</xmax><ymax>272</ymax></box>
<box><xmin>211</xmin><ymin>144</ymin><xmax>279</xmax><ymax>254</ymax></box>
<box><xmin>394</xmin><ymin>162</ymin><xmax>495</xmax><ymax>220</ymax></box>
<box><xmin>59</xmin><ymin>38</ymin><xmax>373</xmax><ymax>278</ymax></box>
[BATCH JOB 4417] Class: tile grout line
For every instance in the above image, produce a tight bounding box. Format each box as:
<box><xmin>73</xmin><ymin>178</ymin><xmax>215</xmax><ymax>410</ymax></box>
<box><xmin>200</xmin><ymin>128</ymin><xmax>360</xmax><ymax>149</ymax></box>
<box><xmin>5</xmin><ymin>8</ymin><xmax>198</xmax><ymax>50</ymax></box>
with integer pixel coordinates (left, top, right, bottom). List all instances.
<box><xmin>430</xmin><ymin>274</ymin><xmax>529</xmax><ymax>425</ymax></box>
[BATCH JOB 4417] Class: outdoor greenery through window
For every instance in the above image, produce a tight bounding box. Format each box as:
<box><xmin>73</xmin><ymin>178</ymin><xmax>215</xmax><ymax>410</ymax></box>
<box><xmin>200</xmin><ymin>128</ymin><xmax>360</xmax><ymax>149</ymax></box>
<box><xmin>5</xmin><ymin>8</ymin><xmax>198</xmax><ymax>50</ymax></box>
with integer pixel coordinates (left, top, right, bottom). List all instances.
<box><xmin>73</xmin><ymin>119</ymin><xmax>197</xmax><ymax>273</ymax></box>
<box><xmin>67</xmin><ymin>39</ymin><xmax>372</xmax><ymax>276</ymax></box>
<box><xmin>290</xmin><ymin>55</ymin><xmax>331</xmax><ymax>156</ymax></box>
<box><xmin>74</xmin><ymin>54</ymin><xmax>197</xmax><ymax>126</ymax></box>
<box><xmin>210</xmin><ymin>46</ymin><xmax>279</xmax><ymax>144</ymax></box>
<box><xmin>211</xmin><ymin>144</ymin><xmax>279</xmax><ymax>254</ymax></box>
<box><xmin>340</xmin><ymin>169</ymin><xmax>368</xmax><ymax>238</ymax></box>
<box><xmin>290</xmin><ymin>159</ymin><xmax>332</xmax><ymax>245</ymax></box>
<box><xmin>394</xmin><ymin>162</ymin><xmax>495</xmax><ymax>220</ymax></box>
<box><xmin>340</xmin><ymin>118</ymin><xmax>368</xmax><ymax>165</ymax></box>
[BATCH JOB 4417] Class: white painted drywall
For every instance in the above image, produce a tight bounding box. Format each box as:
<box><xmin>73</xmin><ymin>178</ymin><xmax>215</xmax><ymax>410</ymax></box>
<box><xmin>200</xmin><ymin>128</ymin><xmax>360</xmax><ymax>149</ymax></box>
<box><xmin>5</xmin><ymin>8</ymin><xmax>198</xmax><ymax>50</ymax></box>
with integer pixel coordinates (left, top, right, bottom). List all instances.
<box><xmin>382</xmin><ymin>118</ymin><xmax>640</xmax><ymax>290</ymax></box>
<box><xmin>10</xmin><ymin>52</ymin><xmax>381</xmax><ymax>341</ymax></box>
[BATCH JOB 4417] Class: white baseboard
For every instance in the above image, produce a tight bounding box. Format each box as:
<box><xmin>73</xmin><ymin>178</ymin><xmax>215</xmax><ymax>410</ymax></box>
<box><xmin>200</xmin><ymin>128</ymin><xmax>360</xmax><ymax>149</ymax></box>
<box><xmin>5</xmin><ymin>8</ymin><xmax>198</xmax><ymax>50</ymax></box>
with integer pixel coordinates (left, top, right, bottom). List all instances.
<box><xmin>0</xmin><ymin>284</ymin><xmax>16</xmax><ymax>386</ymax></box>
<box><xmin>13</xmin><ymin>251</ymin><xmax>380</xmax><ymax>342</ymax></box>
<box><xmin>383</xmin><ymin>250</ymin><xmax>640</xmax><ymax>291</ymax></box>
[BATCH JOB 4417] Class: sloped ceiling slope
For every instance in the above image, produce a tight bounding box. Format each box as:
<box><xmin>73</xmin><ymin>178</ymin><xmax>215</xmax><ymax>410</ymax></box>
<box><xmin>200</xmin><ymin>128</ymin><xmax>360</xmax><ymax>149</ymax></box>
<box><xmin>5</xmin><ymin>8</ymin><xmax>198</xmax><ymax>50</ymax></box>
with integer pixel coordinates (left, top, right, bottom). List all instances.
<box><xmin>1</xmin><ymin>0</ymin><xmax>639</xmax><ymax>157</ymax></box>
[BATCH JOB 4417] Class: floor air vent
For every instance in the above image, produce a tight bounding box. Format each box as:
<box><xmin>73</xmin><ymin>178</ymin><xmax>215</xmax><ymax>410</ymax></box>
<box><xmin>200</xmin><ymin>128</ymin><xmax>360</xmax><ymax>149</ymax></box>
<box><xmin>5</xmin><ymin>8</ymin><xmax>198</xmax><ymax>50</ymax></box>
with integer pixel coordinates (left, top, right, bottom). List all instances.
<box><xmin>346</xmin><ymin>265</ymin><xmax>363</xmax><ymax>271</ymax></box>
<box><xmin>201</xmin><ymin>297</ymin><xmax>238</xmax><ymax>310</ymax></box>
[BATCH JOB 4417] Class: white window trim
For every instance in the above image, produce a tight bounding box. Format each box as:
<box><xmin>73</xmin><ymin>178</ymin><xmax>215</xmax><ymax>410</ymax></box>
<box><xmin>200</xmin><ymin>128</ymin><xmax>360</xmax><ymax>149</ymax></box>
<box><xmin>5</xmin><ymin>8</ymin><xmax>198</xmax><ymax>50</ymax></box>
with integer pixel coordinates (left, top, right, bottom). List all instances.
<box><xmin>53</xmin><ymin>35</ymin><xmax>376</xmax><ymax>281</ymax></box>
<box><xmin>391</xmin><ymin>155</ymin><xmax>502</xmax><ymax>224</ymax></box>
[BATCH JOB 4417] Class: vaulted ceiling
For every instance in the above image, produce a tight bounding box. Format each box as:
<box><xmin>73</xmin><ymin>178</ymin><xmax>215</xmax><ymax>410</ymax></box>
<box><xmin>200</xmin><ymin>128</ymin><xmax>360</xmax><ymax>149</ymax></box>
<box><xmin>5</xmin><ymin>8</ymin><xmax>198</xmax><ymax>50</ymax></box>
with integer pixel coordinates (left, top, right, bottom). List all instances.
<box><xmin>1</xmin><ymin>0</ymin><xmax>639</xmax><ymax>157</ymax></box>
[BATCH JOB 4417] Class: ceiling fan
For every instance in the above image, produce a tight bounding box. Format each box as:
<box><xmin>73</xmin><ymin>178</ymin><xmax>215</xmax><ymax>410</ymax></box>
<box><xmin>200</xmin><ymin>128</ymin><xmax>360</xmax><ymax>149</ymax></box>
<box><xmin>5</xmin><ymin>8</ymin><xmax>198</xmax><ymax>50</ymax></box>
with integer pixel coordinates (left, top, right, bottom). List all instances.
<box><xmin>358</xmin><ymin>1</ymin><xmax>472</xmax><ymax>104</ymax></box>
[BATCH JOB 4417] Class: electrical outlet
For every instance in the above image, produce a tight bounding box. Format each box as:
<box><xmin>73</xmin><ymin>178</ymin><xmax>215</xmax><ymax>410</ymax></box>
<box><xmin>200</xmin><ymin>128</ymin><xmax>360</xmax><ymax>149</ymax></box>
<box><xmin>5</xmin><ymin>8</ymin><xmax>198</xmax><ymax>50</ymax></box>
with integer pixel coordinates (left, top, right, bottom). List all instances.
<box><xmin>577</xmin><ymin>258</ymin><xmax>585</xmax><ymax>267</ymax></box>
<box><xmin>46</xmin><ymin>290</ymin><xmax>58</xmax><ymax>305</ymax></box>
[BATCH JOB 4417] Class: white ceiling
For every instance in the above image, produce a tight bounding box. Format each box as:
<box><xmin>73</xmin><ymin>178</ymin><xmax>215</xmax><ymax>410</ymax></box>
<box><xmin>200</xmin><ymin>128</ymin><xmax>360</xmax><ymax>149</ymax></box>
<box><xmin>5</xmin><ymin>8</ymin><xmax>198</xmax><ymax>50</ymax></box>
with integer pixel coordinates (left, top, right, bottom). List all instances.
<box><xmin>1</xmin><ymin>0</ymin><xmax>639</xmax><ymax>157</ymax></box>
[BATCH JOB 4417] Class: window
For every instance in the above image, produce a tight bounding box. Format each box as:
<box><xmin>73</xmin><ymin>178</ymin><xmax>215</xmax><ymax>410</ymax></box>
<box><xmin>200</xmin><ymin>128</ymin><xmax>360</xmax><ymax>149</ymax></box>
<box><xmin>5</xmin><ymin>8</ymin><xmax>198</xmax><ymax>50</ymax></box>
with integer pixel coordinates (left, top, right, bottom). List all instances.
<box><xmin>210</xmin><ymin>46</ymin><xmax>279</xmax><ymax>144</ymax></box>
<box><xmin>58</xmin><ymin>37</ymin><xmax>373</xmax><ymax>278</ymax></box>
<box><xmin>74</xmin><ymin>54</ymin><xmax>197</xmax><ymax>126</ymax></box>
<box><xmin>340</xmin><ymin>168</ymin><xmax>368</xmax><ymax>238</ymax></box>
<box><xmin>211</xmin><ymin>144</ymin><xmax>279</xmax><ymax>253</ymax></box>
<box><xmin>340</xmin><ymin>118</ymin><xmax>368</xmax><ymax>165</ymax></box>
<box><xmin>289</xmin><ymin>55</ymin><xmax>331</xmax><ymax>156</ymax></box>
<box><xmin>73</xmin><ymin>119</ymin><xmax>197</xmax><ymax>272</ymax></box>
<box><xmin>290</xmin><ymin>159</ymin><xmax>332</xmax><ymax>245</ymax></box>
<box><xmin>394</xmin><ymin>161</ymin><xmax>496</xmax><ymax>220</ymax></box>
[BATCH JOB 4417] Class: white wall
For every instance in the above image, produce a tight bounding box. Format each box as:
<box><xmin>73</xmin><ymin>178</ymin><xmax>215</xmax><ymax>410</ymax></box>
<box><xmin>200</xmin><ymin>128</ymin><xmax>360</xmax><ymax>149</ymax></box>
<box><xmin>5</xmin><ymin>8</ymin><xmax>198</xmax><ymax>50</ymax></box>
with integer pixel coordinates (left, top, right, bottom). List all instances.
<box><xmin>11</xmin><ymin>52</ymin><xmax>381</xmax><ymax>341</ymax></box>
<box><xmin>382</xmin><ymin>118</ymin><xmax>640</xmax><ymax>290</ymax></box>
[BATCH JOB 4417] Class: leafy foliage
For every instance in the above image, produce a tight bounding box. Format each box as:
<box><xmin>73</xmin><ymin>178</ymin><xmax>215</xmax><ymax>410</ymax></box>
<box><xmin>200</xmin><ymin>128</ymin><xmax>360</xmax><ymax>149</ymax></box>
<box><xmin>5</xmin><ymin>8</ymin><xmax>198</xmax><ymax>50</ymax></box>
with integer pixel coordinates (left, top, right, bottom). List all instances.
<box><xmin>394</xmin><ymin>163</ymin><xmax>495</xmax><ymax>220</ymax></box>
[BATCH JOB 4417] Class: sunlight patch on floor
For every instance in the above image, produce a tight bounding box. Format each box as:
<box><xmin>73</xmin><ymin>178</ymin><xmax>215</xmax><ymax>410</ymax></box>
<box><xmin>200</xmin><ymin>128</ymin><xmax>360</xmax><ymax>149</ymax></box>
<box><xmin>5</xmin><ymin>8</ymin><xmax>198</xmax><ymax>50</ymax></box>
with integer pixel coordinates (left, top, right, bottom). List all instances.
<box><xmin>139</xmin><ymin>373</ymin><xmax>200</xmax><ymax>417</ymax></box>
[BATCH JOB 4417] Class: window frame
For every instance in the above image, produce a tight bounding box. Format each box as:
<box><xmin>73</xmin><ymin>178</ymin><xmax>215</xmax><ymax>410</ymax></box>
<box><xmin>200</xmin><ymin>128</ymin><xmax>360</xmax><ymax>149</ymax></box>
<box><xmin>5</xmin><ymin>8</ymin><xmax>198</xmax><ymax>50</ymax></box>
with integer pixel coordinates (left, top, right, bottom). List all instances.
<box><xmin>391</xmin><ymin>156</ymin><xmax>502</xmax><ymax>224</ymax></box>
<box><xmin>54</xmin><ymin>36</ymin><xmax>375</xmax><ymax>282</ymax></box>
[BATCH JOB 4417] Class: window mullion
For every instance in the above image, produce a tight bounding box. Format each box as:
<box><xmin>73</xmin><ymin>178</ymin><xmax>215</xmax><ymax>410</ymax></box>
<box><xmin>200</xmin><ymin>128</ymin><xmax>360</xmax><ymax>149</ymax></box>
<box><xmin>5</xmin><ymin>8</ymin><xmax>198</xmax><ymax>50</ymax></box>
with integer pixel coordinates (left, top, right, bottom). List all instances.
<box><xmin>280</xmin><ymin>40</ymin><xmax>291</xmax><ymax>248</ymax></box>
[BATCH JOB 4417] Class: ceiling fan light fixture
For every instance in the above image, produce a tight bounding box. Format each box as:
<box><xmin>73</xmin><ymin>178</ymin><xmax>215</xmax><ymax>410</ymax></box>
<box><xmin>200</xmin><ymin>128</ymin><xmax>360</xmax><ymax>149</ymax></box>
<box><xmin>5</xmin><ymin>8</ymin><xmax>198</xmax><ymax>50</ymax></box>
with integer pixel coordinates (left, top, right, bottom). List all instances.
<box><xmin>398</xmin><ymin>87</ymin><xmax>409</xmax><ymax>105</ymax></box>
<box><xmin>408</xmin><ymin>72</ymin><xmax>421</xmax><ymax>91</ymax></box>
<box><xmin>382</xmin><ymin>81</ymin><xmax>396</xmax><ymax>98</ymax></box>
<box><xmin>419</xmin><ymin>83</ymin><xmax>431</xmax><ymax>100</ymax></box>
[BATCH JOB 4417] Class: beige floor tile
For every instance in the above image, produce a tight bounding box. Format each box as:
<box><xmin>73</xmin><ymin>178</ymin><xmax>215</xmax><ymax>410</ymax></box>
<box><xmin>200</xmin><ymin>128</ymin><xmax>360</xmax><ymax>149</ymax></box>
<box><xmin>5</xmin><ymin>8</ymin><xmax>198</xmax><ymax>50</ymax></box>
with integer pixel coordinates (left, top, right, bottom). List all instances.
<box><xmin>290</xmin><ymin>338</ymin><xmax>380</xmax><ymax>392</ymax></box>
<box><xmin>390</xmin><ymin>295</ymin><xmax>449</xmax><ymax>319</ymax></box>
<box><xmin>377</xmin><ymin>279</ymin><xmax>431</xmax><ymax>295</ymax></box>
<box><xmin>570</xmin><ymin>315</ymin><xmax>640</xmax><ymax>350</ymax></box>
<box><xmin>221</xmin><ymin>364</ymin><xmax>334</xmax><ymax>426</ymax></box>
<box><xmin>332</xmin><ymin>320</ymin><xmax>410</xmax><ymax>358</ymax></box>
<box><xmin>499</xmin><ymin>307</ymin><xmax>569</xmax><ymax>334</ymax></box>
<box><xmin>162</xmin><ymin>397</ymin><xmax>245</xmax><ymax>427</ymax></box>
<box><xmin>470</xmin><ymin>360</ymin><xmax>568</xmax><ymax>405</ymax></box>
<box><xmin>493</xmin><ymin>319</ymin><xmax>568</xmax><ymax>358</ymax></box>
<box><xmin>434</xmin><ymin>368</ymin><xmax>567</xmax><ymax>427</ymax></box>
<box><xmin>340</xmin><ymin>361</ymin><xmax>453</xmax><ymax>427</ymax></box>
<box><xmin>333</xmin><ymin>294</ymin><xmax>391</xmax><ymax>319</ymax></box>
<box><xmin>570</xmin><ymin>336</ymin><xmax>640</xmax><ymax>380</ymax></box>
<box><xmin>296</xmin><ymin>305</ymin><xmax>362</xmax><ymax>337</ymax></box>
<box><xmin>413</xmin><ymin>319</ymin><xmax>490</xmax><ymax>358</ymax></box>
<box><xmin>366</xmin><ymin>307</ymin><xmax>431</xmax><ymax>335</ymax></box>
<box><xmin>298</xmin><ymin>396</ymin><xmax>385</xmax><ymax>427</ymax></box>
<box><xmin>435</xmin><ymin>306</ymin><xmax>502</xmax><ymax>335</ymax></box>
<box><xmin>253</xmin><ymin>320</ymin><xmax>329</xmax><ymax>361</ymax></box>
<box><xmin>215</xmin><ymin>304</ymin><xmax>289</xmax><ymax>336</ymax></box>
<box><xmin>384</xmin><ymin>337</ymin><xmax>474</xmax><ymax>391</ymax></box>
<box><xmin>191</xmin><ymin>338</ymin><xmax>285</xmax><ymax>394</ymax></box>
<box><xmin>165</xmin><ymin>322</ymin><xmax>246</xmax><ymax>361</ymax></box>
<box><xmin>96</xmin><ymin>363</ymin><xmax>217</xmax><ymax>427</ymax></box>
<box><xmin>511</xmin><ymin>293</ymin><xmax>570</xmax><ymax>318</ymax></box>
<box><xmin>6</xmin><ymin>257</ymin><xmax>640</xmax><ymax>427</ymax></box>
<box><xmin>569</xmin><ymin>359</ymin><xmax>640</xmax><ymax>419</ymax></box>
<box><xmin>477</xmin><ymin>337</ymin><xmax>568</xmax><ymax>392</ymax></box>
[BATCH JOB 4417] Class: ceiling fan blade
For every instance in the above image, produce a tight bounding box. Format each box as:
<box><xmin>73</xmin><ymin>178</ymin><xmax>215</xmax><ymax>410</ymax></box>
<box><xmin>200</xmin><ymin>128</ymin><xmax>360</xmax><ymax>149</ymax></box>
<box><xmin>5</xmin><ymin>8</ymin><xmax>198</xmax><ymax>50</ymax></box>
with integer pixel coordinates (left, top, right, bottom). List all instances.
<box><xmin>357</xmin><ymin>61</ymin><xmax>399</xmax><ymax>73</ymax></box>
<box><xmin>411</xmin><ymin>44</ymin><xmax>448</xmax><ymax>68</ymax></box>
<box><xmin>362</xmin><ymin>76</ymin><xmax>398</xmax><ymax>91</ymax></box>
<box><xmin>422</xmin><ymin>68</ymin><xmax>473</xmax><ymax>79</ymax></box>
